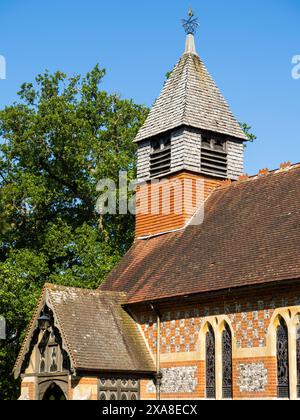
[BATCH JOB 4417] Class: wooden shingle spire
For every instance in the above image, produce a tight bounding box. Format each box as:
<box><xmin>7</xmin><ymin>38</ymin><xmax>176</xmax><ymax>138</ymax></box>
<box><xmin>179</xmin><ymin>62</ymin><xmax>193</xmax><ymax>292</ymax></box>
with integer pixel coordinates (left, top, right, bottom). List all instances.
<box><xmin>134</xmin><ymin>18</ymin><xmax>246</xmax><ymax>143</ymax></box>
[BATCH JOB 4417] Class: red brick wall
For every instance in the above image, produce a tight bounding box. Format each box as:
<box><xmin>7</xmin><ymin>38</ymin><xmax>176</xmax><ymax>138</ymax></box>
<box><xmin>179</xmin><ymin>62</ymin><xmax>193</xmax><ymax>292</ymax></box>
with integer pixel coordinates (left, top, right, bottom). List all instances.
<box><xmin>68</xmin><ymin>377</ymin><xmax>73</xmax><ymax>400</ymax></box>
<box><xmin>71</xmin><ymin>377</ymin><xmax>98</xmax><ymax>400</ymax></box>
<box><xmin>21</xmin><ymin>381</ymin><xmax>36</xmax><ymax>400</ymax></box>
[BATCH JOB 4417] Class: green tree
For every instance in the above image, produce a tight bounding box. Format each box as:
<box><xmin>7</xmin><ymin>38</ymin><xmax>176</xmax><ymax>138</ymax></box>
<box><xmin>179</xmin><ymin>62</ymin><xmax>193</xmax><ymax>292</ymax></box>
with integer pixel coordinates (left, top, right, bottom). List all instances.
<box><xmin>0</xmin><ymin>190</ymin><xmax>10</xmax><ymax>235</ymax></box>
<box><xmin>241</xmin><ymin>122</ymin><xmax>257</xmax><ymax>143</ymax></box>
<box><xmin>0</xmin><ymin>66</ymin><xmax>148</xmax><ymax>399</ymax></box>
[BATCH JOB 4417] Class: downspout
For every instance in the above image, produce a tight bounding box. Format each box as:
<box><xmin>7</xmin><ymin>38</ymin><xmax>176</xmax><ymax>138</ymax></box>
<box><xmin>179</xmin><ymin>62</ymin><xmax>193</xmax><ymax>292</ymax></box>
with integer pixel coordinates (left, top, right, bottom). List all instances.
<box><xmin>150</xmin><ymin>304</ymin><xmax>162</xmax><ymax>401</ymax></box>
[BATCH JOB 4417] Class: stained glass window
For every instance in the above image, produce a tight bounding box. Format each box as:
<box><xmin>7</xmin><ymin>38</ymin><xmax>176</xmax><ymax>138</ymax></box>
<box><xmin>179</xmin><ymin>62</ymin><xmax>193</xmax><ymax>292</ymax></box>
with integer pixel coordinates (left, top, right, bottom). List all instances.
<box><xmin>206</xmin><ymin>325</ymin><xmax>216</xmax><ymax>399</ymax></box>
<box><xmin>222</xmin><ymin>324</ymin><xmax>233</xmax><ymax>399</ymax></box>
<box><xmin>297</xmin><ymin>325</ymin><xmax>300</xmax><ymax>399</ymax></box>
<box><xmin>277</xmin><ymin>318</ymin><xmax>289</xmax><ymax>399</ymax></box>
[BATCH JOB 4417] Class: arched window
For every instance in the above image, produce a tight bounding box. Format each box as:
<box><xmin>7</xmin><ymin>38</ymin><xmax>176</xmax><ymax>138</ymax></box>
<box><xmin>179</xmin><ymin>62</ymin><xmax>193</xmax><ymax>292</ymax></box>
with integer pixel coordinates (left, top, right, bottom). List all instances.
<box><xmin>100</xmin><ymin>392</ymin><xmax>106</xmax><ymax>400</ymax></box>
<box><xmin>99</xmin><ymin>378</ymin><xmax>140</xmax><ymax>400</ymax></box>
<box><xmin>222</xmin><ymin>324</ymin><xmax>233</xmax><ymax>399</ymax></box>
<box><xmin>205</xmin><ymin>325</ymin><xmax>216</xmax><ymax>399</ymax></box>
<box><xmin>277</xmin><ymin>317</ymin><xmax>289</xmax><ymax>399</ymax></box>
<box><xmin>296</xmin><ymin>325</ymin><xmax>300</xmax><ymax>399</ymax></box>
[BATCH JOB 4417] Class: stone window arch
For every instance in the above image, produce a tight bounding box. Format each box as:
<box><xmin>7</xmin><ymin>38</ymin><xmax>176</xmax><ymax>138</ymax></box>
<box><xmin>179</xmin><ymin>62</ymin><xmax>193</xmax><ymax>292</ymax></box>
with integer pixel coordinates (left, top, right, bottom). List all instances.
<box><xmin>268</xmin><ymin>310</ymin><xmax>300</xmax><ymax>400</ymax></box>
<box><xmin>39</xmin><ymin>379</ymin><xmax>68</xmax><ymax>400</ymax></box>
<box><xmin>199</xmin><ymin>317</ymin><xmax>234</xmax><ymax>400</ymax></box>
<box><xmin>42</xmin><ymin>383</ymin><xmax>66</xmax><ymax>401</ymax></box>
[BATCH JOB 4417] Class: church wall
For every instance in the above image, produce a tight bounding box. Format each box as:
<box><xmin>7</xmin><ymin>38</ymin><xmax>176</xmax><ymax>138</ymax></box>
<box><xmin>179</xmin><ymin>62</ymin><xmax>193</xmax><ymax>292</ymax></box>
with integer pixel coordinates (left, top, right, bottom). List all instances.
<box><xmin>141</xmin><ymin>360</ymin><xmax>204</xmax><ymax>400</ymax></box>
<box><xmin>70</xmin><ymin>377</ymin><xmax>98</xmax><ymax>400</ymax></box>
<box><xmin>171</xmin><ymin>128</ymin><xmax>201</xmax><ymax>174</ymax></box>
<box><xmin>17</xmin><ymin>321</ymin><xmax>147</xmax><ymax>401</ymax></box>
<box><xmin>19</xmin><ymin>374</ymin><xmax>99</xmax><ymax>400</ymax></box>
<box><xmin>136</xmin><ymin>283</ymin><xmax>300</xmax><ymax>400</ymax></box>
<box><xmin>19</xmin><ymin>337</ymin><xmax>38</xmax><ymax>400</ymax></box>
<box><xmin>233</xmin><ymin>357</ymin><xmax>277</xmax><ymax>399</ymax></box>
<box><xmin>24</xmin><ymin>346</ymin><xmax>38</xmax><ymax>375</ymax></box>
<box><xmin>227</xmin><ymin>140</ymin><xmax>244</xmax><ymax>180</ymax></box>
<box><xmin>20</xmin><ymin>376</ymin><xmax>37</xmax><ymax>400</ymax></box>
<box><xmin>20</xmin><ymin>373</ymin><xmax>145</xmax><ymax>401</ymax></box>
<box><xmin>135</xmin><ymin>171</ymin><xmax>221</xmax><ymax>238</ymax></box>
<box><xmin>137</xmin><ymin>140</ymin><xmax>151</xmax><ymax>181</ymax></box>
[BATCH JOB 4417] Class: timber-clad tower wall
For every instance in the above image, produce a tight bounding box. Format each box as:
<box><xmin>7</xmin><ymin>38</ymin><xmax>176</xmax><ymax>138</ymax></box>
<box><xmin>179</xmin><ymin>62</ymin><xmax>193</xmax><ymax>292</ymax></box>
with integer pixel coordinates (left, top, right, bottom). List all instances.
<box><xmin>134</xmin><ymin>32</ymin><xmax>246</xmax><ymax>238</ymax></box>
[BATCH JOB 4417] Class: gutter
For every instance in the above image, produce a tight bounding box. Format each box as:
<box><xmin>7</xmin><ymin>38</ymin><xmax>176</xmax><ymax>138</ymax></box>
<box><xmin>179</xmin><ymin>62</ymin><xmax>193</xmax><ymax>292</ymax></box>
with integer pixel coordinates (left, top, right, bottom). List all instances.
<box><xmin>150</xmin><ymin>304</ymin><xmax>163</xmax><ymax>401</ymax></box>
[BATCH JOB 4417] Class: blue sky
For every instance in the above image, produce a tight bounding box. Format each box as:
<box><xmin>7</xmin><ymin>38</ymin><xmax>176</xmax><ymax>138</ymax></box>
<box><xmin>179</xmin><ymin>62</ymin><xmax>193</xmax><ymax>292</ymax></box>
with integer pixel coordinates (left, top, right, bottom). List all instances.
<box><xmin>0</xmin><ymin>0</ymin><xmax>299</xmax><ymax>175</ymax></box>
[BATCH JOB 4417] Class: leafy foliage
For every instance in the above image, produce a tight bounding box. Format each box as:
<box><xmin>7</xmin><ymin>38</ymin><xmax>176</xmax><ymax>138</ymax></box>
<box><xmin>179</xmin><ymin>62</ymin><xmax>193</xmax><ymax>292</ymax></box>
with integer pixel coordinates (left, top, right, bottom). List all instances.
<box><xmin>0</xmin><ymin>66</ymin><xmax>148</xmax><ymax>399</ymax></box>
<box><xmin>241</xmin><ymin>122</ymin><xmax>257</xmax><ymax>143</ymax></box>
<box><xmin>0</xmin><ymin>64</ymin><xmax>257</xmax><ymax>400</ymax></box>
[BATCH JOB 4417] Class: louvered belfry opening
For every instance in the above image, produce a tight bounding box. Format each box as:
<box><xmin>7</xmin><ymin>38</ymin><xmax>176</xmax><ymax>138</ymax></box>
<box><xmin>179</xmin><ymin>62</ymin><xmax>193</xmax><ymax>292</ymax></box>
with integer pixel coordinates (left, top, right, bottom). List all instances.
<box><xmin>150</xmin><ymin>136</ymin><xmax>171</xmax><ymax>178</ymax></box>
<box><xmin>201</xmin><ymin>135</ymin><xmax>228</xmax><ymax>178</ymax></box>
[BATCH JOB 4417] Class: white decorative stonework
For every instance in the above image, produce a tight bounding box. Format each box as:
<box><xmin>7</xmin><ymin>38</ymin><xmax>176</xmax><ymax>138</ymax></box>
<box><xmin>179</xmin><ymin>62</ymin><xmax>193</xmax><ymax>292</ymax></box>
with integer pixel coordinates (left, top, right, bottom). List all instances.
<box><xmin>147</xmin><ymin>366</ymin><xmax>198</xmax><ymax>394</ymax></box>
<box><xmin>237</xmin><ymin>363</ymin><xmax>268</xmax><ymax>393</ymax></box>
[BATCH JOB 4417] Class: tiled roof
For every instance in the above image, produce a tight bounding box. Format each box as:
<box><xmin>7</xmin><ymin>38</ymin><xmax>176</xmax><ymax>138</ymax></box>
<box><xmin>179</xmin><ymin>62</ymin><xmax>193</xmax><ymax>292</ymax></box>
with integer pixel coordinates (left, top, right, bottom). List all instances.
<box><xmin>14</xmin><ymin>285</ymin><xmax>155</xmax><ymax>377</ymax></box>
<box><xmin>134</xmin><ymin>49</ymin><xmax>247</xmax><ymax>142</ymax></box>
<box><xmin>101</xmin><ymin>164</ymin><xmax>300</xmax><ymax>303</ymax></box>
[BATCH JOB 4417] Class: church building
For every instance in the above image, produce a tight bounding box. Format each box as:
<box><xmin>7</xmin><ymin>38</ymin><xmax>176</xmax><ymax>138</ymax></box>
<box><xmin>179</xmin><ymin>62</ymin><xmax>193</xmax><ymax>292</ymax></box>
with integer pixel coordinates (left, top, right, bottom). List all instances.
<box><xmin>14</xmin><ymin>15</ymin><xmax>300</xmax><ymax>400</ymax></box>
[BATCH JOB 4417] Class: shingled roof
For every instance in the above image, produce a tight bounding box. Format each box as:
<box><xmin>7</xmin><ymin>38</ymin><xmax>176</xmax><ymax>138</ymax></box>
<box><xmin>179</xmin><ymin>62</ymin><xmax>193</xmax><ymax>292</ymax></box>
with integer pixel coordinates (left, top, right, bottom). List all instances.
<box><xmin>134</xmin><ymin>35</ymin><xmax>247</xmax><ymax>143</ymax></box>
<box><xmin>14</xmin><ymin>285</ymin><xmax>155</xmax><ymax>378</ymax></box>
<box><xmin>101</xmin><ymin>164</ymin><xmax>300</xmax><ymax>303</ymax></box>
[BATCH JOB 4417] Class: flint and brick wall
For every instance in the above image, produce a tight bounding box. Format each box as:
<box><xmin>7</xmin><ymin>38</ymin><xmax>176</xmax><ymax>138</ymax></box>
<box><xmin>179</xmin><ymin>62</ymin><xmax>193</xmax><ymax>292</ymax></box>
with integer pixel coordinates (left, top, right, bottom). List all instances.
<box><xmin>233</xmin><ymin>357</ymin><xmax>277</xmax><ymax>399</ymax></box>
<box><xmin>136</xmin><ymin>285</ymin><xmax>300</xmax><ymax>400</ymax></box>
<box><xmin>141</xmin><ymin>361</ymin><xmax>204</xmax><ymax>400</ymax></box>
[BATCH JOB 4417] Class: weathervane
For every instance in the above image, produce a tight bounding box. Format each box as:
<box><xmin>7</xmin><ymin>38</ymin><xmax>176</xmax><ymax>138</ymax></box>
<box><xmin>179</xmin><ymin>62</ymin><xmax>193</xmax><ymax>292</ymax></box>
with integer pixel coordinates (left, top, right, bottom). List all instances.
<box><xmin>182</xmin><ymin>8</ymin><xmax>199</xmax><ymax>35</ymax></box>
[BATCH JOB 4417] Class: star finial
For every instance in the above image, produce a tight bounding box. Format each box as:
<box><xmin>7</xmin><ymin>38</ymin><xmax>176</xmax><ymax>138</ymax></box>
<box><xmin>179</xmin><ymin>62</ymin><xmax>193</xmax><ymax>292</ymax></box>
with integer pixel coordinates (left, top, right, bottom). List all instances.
<box><xmin>182</xmin><ymin>9</ymin><xmax>199</xmax><ymax>35</ymax></box>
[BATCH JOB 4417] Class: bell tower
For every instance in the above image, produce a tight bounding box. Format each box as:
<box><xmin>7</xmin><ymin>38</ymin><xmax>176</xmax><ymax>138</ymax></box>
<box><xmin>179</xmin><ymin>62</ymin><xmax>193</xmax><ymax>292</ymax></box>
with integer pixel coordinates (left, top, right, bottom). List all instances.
<box><xmin>135</xmin><ymin>11</ymin><xmax>246</xmax><ymax>238</ymax></box>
